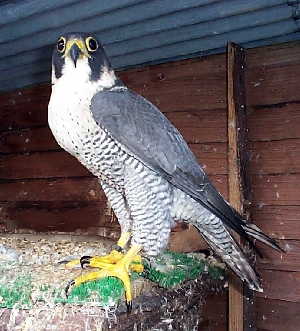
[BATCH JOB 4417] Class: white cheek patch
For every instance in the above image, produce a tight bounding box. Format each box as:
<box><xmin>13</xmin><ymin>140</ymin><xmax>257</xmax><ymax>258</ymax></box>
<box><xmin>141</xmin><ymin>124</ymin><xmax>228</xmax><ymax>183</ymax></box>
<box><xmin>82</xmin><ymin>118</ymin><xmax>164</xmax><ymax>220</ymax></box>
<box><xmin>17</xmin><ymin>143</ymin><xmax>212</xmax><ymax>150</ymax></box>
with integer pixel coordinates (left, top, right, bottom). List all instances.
<box><xmin>99</xmin><ymin>68</ymin><xmax>118</xmax><ymax>88</ymax></box>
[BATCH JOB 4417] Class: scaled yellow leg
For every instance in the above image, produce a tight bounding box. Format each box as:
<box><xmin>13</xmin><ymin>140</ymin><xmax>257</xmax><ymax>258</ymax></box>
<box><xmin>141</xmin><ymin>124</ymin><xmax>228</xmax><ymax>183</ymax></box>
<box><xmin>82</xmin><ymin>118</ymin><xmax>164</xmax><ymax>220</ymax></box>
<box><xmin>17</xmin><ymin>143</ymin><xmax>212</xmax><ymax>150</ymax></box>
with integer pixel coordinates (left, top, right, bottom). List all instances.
<box><xmin>67</xmin><ymin>244</ymin><xmax>143</xmax><ymax>313</ymax></box>
<box><xmin>65</xmin><ymin>232</ymin><xmax>132</xmax><ymax>269</ymax></box>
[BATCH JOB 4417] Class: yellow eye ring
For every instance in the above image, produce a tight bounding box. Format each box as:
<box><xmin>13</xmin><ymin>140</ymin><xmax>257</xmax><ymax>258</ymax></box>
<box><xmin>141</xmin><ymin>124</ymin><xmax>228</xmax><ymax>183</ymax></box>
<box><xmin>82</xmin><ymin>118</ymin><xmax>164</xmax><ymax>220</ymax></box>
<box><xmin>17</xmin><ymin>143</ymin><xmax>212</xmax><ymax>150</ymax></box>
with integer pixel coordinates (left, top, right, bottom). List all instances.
<box><xmin>57</xmin><ymin>37</ymin><xmax>66</xmax><ymax>53</ymax></box>
<box><xmin>86</xmin><ymin>36</ymin><xmax>98</xmax><ymax>52</ymax></box>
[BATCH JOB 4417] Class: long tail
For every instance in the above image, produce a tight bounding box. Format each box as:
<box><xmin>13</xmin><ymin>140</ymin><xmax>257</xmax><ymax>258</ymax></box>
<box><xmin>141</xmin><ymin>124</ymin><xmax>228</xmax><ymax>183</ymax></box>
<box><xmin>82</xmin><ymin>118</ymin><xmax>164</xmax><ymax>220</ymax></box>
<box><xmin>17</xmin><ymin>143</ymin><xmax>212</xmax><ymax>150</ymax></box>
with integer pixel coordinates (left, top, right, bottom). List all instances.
<box><xmin>196</xmin><ymin>184</ymin><xmax>284</xmax><ymax>258</ymax></box>
<box><xmin>192</xmin><ymin>213</ymin><xmax>283</xmax><ymax>292</ymax></box>
<box><xmin>242</xmin><ymin>222</ymin><xmax>284</xmax><ymax>253</ymax></box>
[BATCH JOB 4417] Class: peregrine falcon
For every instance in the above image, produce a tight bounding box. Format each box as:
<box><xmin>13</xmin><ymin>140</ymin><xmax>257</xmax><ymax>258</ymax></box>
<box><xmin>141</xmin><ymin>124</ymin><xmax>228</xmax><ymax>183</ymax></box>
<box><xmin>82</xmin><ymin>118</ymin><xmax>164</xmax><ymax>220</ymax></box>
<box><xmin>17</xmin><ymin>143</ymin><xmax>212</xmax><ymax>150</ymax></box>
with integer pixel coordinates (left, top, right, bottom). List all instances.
<box><xmin>48</xmin><ymin>32</ymin><xmax>283</xmax><ymax>312</ymax></box>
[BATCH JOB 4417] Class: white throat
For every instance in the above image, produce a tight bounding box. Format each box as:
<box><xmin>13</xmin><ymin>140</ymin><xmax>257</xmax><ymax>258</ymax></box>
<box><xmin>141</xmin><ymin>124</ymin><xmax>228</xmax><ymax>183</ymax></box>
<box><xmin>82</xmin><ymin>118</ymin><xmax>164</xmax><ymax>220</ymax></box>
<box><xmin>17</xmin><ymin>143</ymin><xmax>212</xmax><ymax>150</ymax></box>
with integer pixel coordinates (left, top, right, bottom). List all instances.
<box><xmin>51</xmin><ymin>56</ymin><xmax>117</xmax><ymax>91</ymax></box>
<box><xmin>48</xmin><ymin>56</ymin><xmax>116</xmax><ymax>155</ymax></box>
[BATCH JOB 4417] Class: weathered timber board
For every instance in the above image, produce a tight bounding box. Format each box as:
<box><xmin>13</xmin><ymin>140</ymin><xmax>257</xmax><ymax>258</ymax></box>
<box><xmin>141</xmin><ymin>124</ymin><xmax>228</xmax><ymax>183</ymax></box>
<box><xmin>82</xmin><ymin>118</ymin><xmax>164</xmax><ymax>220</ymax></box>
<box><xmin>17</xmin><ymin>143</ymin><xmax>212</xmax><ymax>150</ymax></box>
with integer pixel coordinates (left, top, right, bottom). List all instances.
<box><xmin>251</xmin><ymin>173</ymin><xmax>300</xmax><ymax>206</ymax></box>
<box><xmin>2</xmin><ymin>100</ymin><xmax>300</xmax><ymax>160</ymax></box>
<box><xmin>0</xmin><ymin>178</ymin><xmax>104</xmax><ymax>202</ymax></box>
<box><xmin>0</xmin><ymin>109</ymin><xmax>227</xmax><ymax>154</ymax></box>
<box><xmin>227</xmin><ymin>42</ymin><xmax>253</xmax><ymax>331</ymax></box>
<box><xmin>256</xmin><ymin>269</ymin><xmax>300</xmax><ymax>303</ymax></box>
<box><xmin>256</xmin><ymin>297</ymin><xmax>300</xmax><ymax>331</ymax></box>
<box><xmin>0</xmin><ymin>85</ymin><xmax>50</xmax><ymax>131</ymax></box>
<box><xmin>246</xmin><ymin>42</ymin><xmax>300</xmax><ymax>69</ymax></box>
<box><xmin>120</xmin><ymin>42</ymin><xmax>300</xmax><ymax>110</ymax></box>
<box><xmin>247</xmin><ymin>102</ymin><xmax>300</xmax><ymax>141</ymax></box>
<box><xmin>250</xmin><ymin>139</ymin><xmax>300</xmax><ymax>175</ymax></box>
<box><xmin>252</xmin><ymin>205</ymin><xmax>300</xmax><ymax>240</ymax></box>
<box><xmin>0</xmin><ymin>142</ymin><xmax>227</xmax><ymax>179</ymax></box>
<box><xmin>1</xmin><ymin>42</ymin><xmax>300</xmax><ymax>133</ymax></box>
<box><xmin>0</xmin><ymin>126</ymin><xmax>59</xmax><ymax>154</ymax></box>
<box><xmin>2</xmin><ymin>201</ymin><xmax>114</xmax><ymax>233</ymax></box>
<box><xmin>0</xmin><ymin>50</ymin><xmax>293</xmax><ymax>123</ymax></box>
<box><xmin>165</xmin><ymin>109</ymin><xmax>227</xmax><ymax>143</ymax></box>
<box><xmin>121</xmin><ymin>54</ymin><xmax>226</xmax><ymax>87</ymax></box>
<box><xmin>245</xmin><ymin>63</ymin><xmax>300</xmax><ymax>107</ymax></box>
<box><xmin>120</xmin><ymin>54</ymin><xmax>227</xmax><ymax>112</ymax></box>
<box><xmin>1</xmin><ymin>101</ymin><xmax>48</xmax><ymax>131</ymax></box>
<box><xmin>0</xmin><ymin>175</ymin><xmax>228</xmax><ymax>202</ymax></box>
<box><xmin>0</xmin><ymin>84</ymin><xmax>50</xmax><ymax>106</ymax></box>
<box><xmin>198</xmin><ymin>292</ymin><xmax>228</xmax><ymax>330</ymax></box>
<box><xmin>0</xmin><ymin>151</ymin><xmax>91</xmax><ymax>179</ymax></box>
<box><xmin>256</xmin><ymin>239</ymin><xmax>299</xmax><ymax>272</ymax></box>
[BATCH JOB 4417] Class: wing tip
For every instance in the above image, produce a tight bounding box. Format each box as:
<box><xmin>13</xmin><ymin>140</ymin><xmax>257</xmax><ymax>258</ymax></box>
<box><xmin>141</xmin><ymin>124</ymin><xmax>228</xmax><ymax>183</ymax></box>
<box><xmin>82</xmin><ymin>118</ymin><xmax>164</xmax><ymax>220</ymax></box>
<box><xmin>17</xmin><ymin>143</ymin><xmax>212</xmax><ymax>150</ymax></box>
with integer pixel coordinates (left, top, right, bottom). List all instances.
<box><xmin>248</xmin><ymin>282</ymin><xmax>263</xmax><ymax>292</ymax></box>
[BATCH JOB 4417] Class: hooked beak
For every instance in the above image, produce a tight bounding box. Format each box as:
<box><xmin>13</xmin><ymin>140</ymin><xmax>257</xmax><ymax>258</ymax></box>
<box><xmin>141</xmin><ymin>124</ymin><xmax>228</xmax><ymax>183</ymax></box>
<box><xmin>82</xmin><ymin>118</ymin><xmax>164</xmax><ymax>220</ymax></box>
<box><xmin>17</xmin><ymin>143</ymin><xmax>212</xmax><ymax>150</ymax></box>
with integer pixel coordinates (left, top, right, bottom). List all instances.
<box><xmin>63</xmin><ymin>39</ymin><xmax>91</xmax><ymax>68</ymax></box>
<box><xmin>69</xmin><ymin>43</ymin><xmax>82</xmax><ymax>68</ymax></box>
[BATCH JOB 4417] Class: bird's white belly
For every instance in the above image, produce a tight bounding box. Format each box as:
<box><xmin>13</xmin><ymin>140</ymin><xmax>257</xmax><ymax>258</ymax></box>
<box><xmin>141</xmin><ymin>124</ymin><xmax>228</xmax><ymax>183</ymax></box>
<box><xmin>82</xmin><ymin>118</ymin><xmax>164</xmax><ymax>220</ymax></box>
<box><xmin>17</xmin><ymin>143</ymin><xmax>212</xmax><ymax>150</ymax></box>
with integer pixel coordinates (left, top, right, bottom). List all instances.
<box><xmin>48</xmin><ymin>90</ymin><xmax>98</xmax><ymax>154</ymax></box>
<box><xmin>48</xmin><ymin>85</ymin><xmax>125</xmax><ymax>189</ymax></box>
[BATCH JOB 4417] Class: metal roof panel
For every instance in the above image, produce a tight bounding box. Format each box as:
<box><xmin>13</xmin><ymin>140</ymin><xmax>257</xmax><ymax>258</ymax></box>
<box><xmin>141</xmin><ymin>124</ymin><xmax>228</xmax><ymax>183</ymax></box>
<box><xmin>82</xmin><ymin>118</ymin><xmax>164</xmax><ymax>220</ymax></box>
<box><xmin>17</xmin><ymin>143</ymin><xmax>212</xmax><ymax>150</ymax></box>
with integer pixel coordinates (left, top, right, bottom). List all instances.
<box><xmin>0</xmin><ymin>0</ymin><xmax>299</xmax><ymax>92</ymax></box>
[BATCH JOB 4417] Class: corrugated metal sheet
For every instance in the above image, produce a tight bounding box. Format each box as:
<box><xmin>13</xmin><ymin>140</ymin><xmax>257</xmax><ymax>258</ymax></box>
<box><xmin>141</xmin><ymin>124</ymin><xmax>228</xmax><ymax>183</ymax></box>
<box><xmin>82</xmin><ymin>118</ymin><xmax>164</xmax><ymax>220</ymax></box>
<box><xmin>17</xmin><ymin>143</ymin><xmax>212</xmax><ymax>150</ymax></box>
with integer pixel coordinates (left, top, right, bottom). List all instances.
<box><xmin>0</xmin><ymin>0</ymin><xmax>299</xmax><ymax>93</ymax></box>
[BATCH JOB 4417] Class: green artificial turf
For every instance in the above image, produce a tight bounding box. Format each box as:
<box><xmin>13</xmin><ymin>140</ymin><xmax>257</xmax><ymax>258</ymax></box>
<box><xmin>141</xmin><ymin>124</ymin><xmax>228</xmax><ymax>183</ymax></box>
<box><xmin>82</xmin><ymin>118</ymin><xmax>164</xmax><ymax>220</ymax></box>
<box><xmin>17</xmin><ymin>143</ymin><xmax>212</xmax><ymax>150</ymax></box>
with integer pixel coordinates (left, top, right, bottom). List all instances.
<box><xmin>142</xmin><ymin>251</ymin><xmax>226</xmax><ymax>288</ymax></box>
<box><xmin>0</xmin><ymin>251</ymin><xmax>225</xmax><ymax>309</ymax></box>
<box><xmin>56</xmin><ymin>273</ymin><xmax>140</xmax><ymax>306</ymax></box>
<box><xmin>0</xmin><ymin>272</ymin><xmax>32</xmax><ymax>309</ymax></box>
<box><xmin>60</xmin><ymin>251</ymin><xmax>225</xmax><ymax>305</ymax></box>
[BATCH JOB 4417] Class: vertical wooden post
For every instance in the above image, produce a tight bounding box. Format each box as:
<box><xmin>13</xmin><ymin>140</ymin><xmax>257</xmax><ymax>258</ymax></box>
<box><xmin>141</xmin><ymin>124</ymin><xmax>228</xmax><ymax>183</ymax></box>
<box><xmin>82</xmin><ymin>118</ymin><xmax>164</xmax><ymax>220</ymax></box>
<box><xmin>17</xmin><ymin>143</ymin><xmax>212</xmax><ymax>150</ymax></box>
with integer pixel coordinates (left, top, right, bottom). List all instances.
<box><xmin>227</xmin><ymin>42</ymin><xmax>256</xmax><ymax>331</ymax></box>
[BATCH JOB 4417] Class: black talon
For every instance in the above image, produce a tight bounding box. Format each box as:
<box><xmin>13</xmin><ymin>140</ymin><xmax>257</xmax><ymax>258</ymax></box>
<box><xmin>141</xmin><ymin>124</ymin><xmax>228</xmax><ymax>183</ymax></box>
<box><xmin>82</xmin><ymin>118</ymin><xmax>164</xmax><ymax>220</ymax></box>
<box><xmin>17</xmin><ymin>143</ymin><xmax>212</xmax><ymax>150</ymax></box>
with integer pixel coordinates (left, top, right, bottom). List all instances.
<box><xmin>55</xmin><ymin>260</ymin><xmax>69</xmax><ymax>267</ymax></box>
<box><xmin>198</xmin><ymin>249</ymin><xmax>212</xmax><ymax>258</ymax></box>
<box><xmin>140</xmin><ymin>257</ymin><xmax>151</xmax><ymax>277</ymax></box>
<box><xmin>112</xmin><ymin>244</ymin><xmax>124</xmax><ymax>253</ymax></box>
<box><xmin>80</xmin><ymin>255</ymin><xmax>92</xmax><ymax>268</ymax></box>
<box><xmin>126</xmin><ymin>300</ymin><xmax>132</xmax><ymax>315</ymax></box>
<box><xmin>56</xmin><ymin>257</ymin><xmax>77</xmax><ymax>267</ymax></box>
<box><xmin>141</xmin><ymin>262</ymin><xmax>151</xmax><ymax>278</ymax></box>
<box><xmin>65</xmin><ymin>280</ymin><xmax>75</xmax><ymax>298</ymax></box>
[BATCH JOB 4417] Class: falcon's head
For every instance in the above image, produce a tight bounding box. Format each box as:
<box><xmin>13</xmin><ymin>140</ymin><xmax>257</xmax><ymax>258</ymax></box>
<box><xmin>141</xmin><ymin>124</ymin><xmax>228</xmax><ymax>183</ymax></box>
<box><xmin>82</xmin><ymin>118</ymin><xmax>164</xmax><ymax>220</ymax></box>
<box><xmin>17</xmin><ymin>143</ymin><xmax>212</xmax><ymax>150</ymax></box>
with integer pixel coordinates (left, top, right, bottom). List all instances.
<box><xmin>51</xmin><ymin>32</ymin><xmax>119</xmax><ymax>87</ymax></box>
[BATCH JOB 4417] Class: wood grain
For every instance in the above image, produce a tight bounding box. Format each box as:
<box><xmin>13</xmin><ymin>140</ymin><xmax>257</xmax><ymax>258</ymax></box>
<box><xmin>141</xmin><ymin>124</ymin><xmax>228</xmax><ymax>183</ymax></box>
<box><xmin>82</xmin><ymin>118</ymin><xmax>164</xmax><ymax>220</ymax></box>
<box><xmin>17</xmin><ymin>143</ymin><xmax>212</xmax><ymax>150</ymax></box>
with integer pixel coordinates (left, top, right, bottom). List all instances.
<box><xmin>252</xmin><ymin>205</ymin><xmax>300</xmax><ymax>240</ymax></box>
<box><xmin>252</xmin><ymin>174</ymin><xmax>300</xmax><ymax>206</ymax></box>
<box><xmin>199</xmin><ymin>292</ymin><xmax>228</xmax><ymax>330</ymax></box>
<box><xmin>0</xmin><ymin>143</ymin><xmax>227</xmax><ymax>179</ymax></box>
<box><xmin>0</xmin><ymin>110</ymin><xmax>227</xmax><ymax>154</ymax></box>
<box><xmin>6</xmin><ymin>201</ymin><xmax>114</xmax><ymax>233</ymax></box>
<box><xmin>256</xmin><ymin>269</ymin><xmax>300</xmax><ymax>303</ymax></box>
<box><xmin>250</xmin><ymin>139</ymin><xmax>300</xmax><ymax>175</ymax></box>
<box><xmin>0</xmin><ymin>151</ymin><xmax>91</xmax><ymax>179</ymax></box>
<box><xmin>227</xmin><ymin>41</ymin><xmax>254</xmax><ymax>331</ymax></box>
<box><xmin>0</xmin><ymin>178</ymin><xmax>103</xmax><ymax>202</ymax></box>
<box><xmin>165</xmin><ymin>109</ymin><xmax>227</xmax><ymax>143</ymax></box>
<box><xmin>246</xmin><ymin>63</ymin><xmax>300</xmax><ymax>107</ymax></box>
<box><xmin>0</xmin><ymin>126</ymin><xmax>59</xmax><ymax>154</ymax></box>
<box><xmin>0</xmin><ymin>175</ymin><xmax>228</xmax><ymax>204</ymax></box>
<box><xmin>246</xmin><ymin>42</ymin><xmax>300</xmax><ymax>69</ymax></box>
<box><xmin>256</xmin><ymin>297</ymin><xmax>300</xmax><ymax>331</ymax></box>
<box><xmin>256</xmin><ymin>239</ymin><xmax>300</xmax><ymax>272</ymax></box>
<box><xmin>247</xmin><ymin>102</ymin><xmax>300</xmax><ymax>142</ymax></box>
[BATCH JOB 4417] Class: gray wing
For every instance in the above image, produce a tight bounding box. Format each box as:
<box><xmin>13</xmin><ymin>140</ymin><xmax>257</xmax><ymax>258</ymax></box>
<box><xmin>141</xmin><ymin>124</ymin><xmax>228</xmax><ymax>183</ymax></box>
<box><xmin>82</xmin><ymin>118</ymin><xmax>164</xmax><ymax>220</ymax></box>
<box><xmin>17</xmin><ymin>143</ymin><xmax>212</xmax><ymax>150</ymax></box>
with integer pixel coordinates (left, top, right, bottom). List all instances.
<box><xmin>90</xmin><ymin>87</ymin><xmax>251</xmax><ymax>240</ymax></box>
<box><xmin>91</xmin><ymin>88</ymin><xmax>208</xmax><ymax>191</ymax></box>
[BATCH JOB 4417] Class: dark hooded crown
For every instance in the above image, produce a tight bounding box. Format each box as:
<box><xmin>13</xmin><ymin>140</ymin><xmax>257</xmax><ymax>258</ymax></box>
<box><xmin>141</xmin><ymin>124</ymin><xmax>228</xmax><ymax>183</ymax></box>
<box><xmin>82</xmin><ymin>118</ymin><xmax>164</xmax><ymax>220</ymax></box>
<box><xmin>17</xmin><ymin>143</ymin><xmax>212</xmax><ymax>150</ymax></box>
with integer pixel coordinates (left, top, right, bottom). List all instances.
<box><xmin>52</xmin><ymin>32</ymin><xmax>112</xmax><ymax>81</ymax></box>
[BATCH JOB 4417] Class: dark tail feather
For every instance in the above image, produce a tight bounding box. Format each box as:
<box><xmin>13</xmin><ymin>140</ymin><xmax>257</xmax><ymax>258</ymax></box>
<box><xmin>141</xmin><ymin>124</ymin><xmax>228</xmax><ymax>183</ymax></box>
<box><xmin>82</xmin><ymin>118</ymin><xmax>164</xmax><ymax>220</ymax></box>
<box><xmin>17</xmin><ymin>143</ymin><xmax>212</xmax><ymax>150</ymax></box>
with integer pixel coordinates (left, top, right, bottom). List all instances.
<box><xmin>204</xmin><ymin>184</ymin><xmax>285</xmax><ymax>256</ymax></box>
<box><xmin>193</xmin><ymin>223</ymin><xmax>263</xmax><ymax>292</ymax></box>
<box><xmin>242</xmin><ymin>223</ymin><xmax>285</xmax><ymax>253</ymax></box>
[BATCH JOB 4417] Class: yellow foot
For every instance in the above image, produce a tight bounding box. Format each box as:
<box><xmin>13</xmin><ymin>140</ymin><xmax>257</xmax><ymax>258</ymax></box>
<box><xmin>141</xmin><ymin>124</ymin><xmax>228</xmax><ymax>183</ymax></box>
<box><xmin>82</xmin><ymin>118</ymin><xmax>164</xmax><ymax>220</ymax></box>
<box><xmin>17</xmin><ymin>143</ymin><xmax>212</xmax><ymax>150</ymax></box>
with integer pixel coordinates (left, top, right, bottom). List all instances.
<box><xmin>65</xmin><ymin>244</ymin><xmax>143</xmax><ymax>314</ymax></box>
<box><xmin>63</xmin><ymin>232</ymin><xmax>131</xmax><ymax>269</ymax></box>
<box><xmin>82</xmin><ymin>252</ymin><xmax>143</xmax><ymax>273</ymax></box>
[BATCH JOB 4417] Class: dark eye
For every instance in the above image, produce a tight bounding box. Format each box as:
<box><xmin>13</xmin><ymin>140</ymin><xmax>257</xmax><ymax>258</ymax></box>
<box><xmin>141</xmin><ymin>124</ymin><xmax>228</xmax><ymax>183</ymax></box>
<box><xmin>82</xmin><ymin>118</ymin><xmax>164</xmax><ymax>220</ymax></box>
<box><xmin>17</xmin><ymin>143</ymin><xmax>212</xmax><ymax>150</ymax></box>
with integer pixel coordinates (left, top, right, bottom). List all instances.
<box><xmin>86</xmin><ymin>37</ymin><xmax>98</xmax><ymax>52</ymax></box>
<box><xmin>57</xmin><ymin>37</ymin><xmax>66</xmax><ymax>52</ymax></box>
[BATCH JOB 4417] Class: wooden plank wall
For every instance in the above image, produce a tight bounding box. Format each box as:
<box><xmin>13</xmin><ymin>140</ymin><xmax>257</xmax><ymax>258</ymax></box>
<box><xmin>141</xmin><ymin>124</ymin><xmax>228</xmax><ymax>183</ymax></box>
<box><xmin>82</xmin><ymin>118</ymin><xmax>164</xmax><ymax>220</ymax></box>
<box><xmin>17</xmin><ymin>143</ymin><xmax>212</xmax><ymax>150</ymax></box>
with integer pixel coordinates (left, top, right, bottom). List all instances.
<box><xmin>246</xmin><ymin>42</ymin><xmax>300</xmax><ymax>331</ymax></box>
<box><xmin>0</xmin><ymin>41</ymin><xmax>300</xmax><ymax>330</ymax></box>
